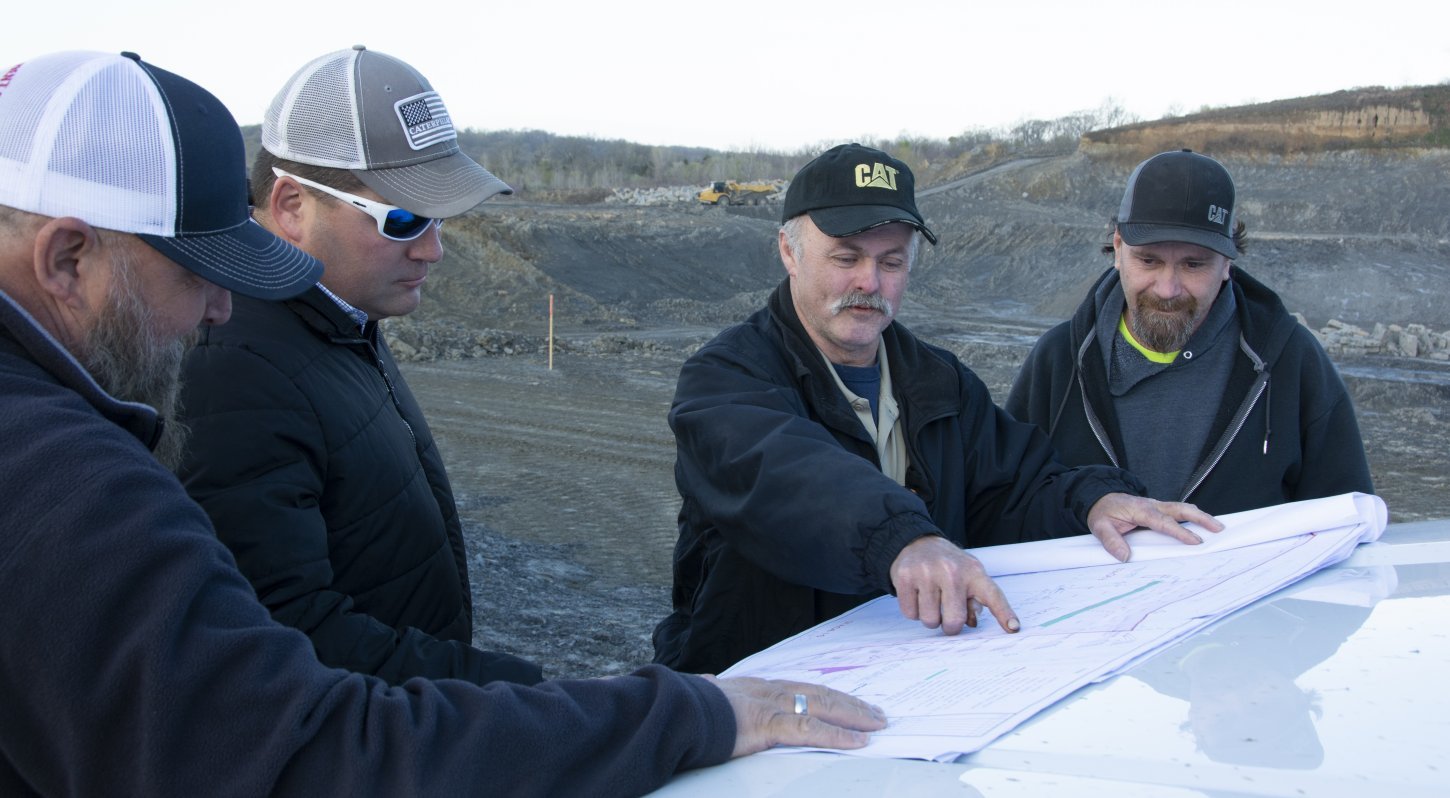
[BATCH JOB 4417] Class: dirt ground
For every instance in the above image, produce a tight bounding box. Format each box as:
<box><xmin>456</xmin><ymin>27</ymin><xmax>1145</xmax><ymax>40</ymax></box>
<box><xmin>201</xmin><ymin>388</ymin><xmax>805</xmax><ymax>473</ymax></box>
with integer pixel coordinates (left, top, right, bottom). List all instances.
<box><xmin>402</xmin><ymin>325</ymin><xmax>1449</xmax><ymax>681</ymax></box>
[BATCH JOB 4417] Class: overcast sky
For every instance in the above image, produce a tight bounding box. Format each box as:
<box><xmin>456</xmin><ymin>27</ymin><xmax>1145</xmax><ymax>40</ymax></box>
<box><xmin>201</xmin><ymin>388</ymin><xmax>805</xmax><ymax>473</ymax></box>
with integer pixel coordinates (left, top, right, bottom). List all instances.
<box><xmin>6</xmin><ymin>1</ymin><xmax>1448</xmax><ymax>152</ymax></box>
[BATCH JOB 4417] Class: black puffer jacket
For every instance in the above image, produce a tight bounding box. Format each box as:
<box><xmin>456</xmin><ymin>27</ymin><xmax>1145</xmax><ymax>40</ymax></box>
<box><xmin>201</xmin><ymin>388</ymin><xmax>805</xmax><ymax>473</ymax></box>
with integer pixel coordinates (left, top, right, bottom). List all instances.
<box><xmin>653</xmin><ymin>279</ymin><xmax>1146</xmax><ymax>674</ymax></box>
<box><xmin>179</xmin><ymin>289</ymin><xmax>540</xmax><ymax>686</ymax></box>
<box><xmin>1006</xmin><ymin>267</ymin><xmax>1374</xmax><ymax>514</ymax></box>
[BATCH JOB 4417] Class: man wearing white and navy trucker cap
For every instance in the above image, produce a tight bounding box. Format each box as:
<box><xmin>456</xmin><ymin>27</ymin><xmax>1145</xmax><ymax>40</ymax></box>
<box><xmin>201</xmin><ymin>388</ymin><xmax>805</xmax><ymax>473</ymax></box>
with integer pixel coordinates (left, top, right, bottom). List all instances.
<box><xmin>0</xmin><ymin>49</ymin><xmax>887</xmax><ymax>797</ymax></box>
<box><xmin>0</xmin><ymin>50</ymin><xmax>322</xmax><ymax>467</ymax></box>
<box><xmin>1008</xmin><ymin>149</ymin><xmax>1373</xmax><ymax>515</ymax></box>
<box><xmin>176</xmin><ymin>45</ymin><xmax>543</xmax><ymax>690</ymax></box>
<box><xmin>0</xmin><ymin>51</ymin><xmax>323</xmax><ymax>301</ymax></box>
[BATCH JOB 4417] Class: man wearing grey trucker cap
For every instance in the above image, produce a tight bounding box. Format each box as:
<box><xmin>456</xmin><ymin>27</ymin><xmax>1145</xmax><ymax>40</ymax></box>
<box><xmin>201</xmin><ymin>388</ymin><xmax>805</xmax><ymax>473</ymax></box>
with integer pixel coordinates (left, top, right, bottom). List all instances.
<box><xmin>654</xmin><ymin>143</ymin><xmax>1219</xmax><ymax>675</ymax></box>
<box><xmin>1</xmin><ymin>49</ymin><xmax>887</xmax><ymax>798</ymax></box>
<box><xmin>1008</xmin><ymin>149</ymin><xmax>1373</xmax><ymax>515</ymax></box>
<box><xmin>176</xmin><ymin>46</ymin><xmax>544</xmax><ymax>688</ymax></box>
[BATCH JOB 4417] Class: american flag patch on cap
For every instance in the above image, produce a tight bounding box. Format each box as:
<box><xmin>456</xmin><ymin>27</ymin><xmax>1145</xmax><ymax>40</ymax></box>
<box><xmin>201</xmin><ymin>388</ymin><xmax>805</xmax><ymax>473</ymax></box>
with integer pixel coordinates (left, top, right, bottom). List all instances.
<box><xmin>394</xmin><ymin>92</ymin><xmax>455</xmax><ymax>151</ymax></box>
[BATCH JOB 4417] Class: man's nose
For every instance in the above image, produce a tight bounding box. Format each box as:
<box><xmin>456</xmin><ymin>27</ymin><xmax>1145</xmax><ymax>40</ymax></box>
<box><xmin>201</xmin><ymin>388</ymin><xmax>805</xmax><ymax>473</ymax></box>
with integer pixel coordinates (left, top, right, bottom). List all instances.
<box><xmin>407</xmin><ymin>220</ymin><xmax>445</xmax><ymax>263</ymax></box>
<box><xmin>203</xmin><ymin>286</ymin><xmax>233</xmax><ymax>326</ymax></box>
<box><xmin>854</xmin><ymin>261</ymin><xmax>884</xmax><ymax>293</ymax></box>
<box><xmin>1153</xmin><ymin>269</ymin><xmax>1183</xmax><ymax>298</ymax></box>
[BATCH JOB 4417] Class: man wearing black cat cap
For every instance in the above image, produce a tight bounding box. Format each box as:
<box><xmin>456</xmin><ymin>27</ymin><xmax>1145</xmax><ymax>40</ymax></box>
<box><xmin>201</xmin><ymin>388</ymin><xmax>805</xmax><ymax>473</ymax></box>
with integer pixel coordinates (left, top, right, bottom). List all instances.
<box><xmin>1007</xmin><ymin>149</ymin><xmax>1373</xmax><ymax>514</ymax></box>
<box><xmin>654</xmin><ymin>143</ymin><xmax>1218</xmax><ymax>674</ymax></box>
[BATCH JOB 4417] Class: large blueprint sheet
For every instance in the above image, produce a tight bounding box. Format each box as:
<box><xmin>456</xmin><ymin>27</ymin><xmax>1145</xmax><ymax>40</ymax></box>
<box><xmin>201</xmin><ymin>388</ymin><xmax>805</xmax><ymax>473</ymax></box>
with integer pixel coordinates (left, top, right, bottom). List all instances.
<box><xmin>719</xmin><ymin>493</ymin><xmax>1387</xmax><ymax>761</ymax></box>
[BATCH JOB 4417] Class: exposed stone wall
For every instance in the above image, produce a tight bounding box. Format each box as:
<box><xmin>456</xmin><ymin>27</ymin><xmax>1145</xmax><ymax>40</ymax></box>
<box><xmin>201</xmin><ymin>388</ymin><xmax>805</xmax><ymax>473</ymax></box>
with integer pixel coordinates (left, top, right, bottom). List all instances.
<box><xmin>1303</xmin><ymin>315</ymin><xmax>1450</xmax><ymax>360</ymax></box>
<box><xmin>1081</xmin><ymin>102</ymin><xmax>1433</xmax><ymax>158</ymax></box>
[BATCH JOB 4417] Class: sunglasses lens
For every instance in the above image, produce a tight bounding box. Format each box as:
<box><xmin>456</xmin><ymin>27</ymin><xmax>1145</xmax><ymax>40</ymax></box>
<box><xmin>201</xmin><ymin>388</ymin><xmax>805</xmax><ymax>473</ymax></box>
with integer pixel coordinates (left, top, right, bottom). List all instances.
<box><xmin>383</xmin><ymin>208</ymin><xmax>433</xmax><ymax>240</ymax></box>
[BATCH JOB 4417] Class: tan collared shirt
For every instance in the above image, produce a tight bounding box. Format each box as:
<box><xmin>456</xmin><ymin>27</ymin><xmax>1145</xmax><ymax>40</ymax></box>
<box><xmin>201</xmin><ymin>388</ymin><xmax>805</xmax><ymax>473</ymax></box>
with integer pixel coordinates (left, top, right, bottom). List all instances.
<box><xmin>821</xmin><ymin>338</ymin><xmax>908</xmax><ymax>486</ymax></box>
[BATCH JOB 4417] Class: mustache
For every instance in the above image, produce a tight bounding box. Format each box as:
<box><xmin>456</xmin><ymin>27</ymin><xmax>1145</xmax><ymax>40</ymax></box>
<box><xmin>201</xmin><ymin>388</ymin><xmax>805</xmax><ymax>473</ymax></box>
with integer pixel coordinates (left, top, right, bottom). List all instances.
<box><xmin>1141</xmin><ymin>295</ymin><xmax>1196</xmax><ymax>315</ymax></box>
<box><xmin>830</xmin><ymin>291</ymin><xmax>894</xmax><ymax>317</ymax></box>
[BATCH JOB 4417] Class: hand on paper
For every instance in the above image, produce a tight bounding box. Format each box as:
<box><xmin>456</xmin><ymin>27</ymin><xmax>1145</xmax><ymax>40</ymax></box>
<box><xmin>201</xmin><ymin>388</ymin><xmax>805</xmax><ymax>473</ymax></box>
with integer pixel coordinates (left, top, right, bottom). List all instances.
<box><xmin>889</xmin><ymin>534</ymin><xmax>1021</xmax><ymax>635</ymax></box>
<box><xmin>1087</xmin><ymin>493</ymin><xmax>1223</xmax><ymax>562</ymax></box>
<box><xmin>702</xmin><ymin>675</ymin><xmax>888</xmax><ymax>757</ymax></box>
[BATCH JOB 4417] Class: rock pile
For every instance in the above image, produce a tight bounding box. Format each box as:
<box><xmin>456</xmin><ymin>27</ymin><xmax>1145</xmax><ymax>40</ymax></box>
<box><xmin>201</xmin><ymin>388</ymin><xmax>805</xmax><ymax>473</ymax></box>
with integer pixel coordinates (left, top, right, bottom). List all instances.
<box><xmin>382</xmin><ymin>319</ymin><xmax>551</xmax><ymax>362</ymax></box>
<box><xmin>604</xmin><ymin>186</ymin><xmax>705</xmax><ymax>206</ymax></box>
<box><xmin>1304</xmin><ymin>315</ymin><xmax>1450</xmax><ymax>360</ymax></box>
<box><xmin>604</xmin><ymin>183</ymin><xmax>788</xmax><ymax>206</ymax></box>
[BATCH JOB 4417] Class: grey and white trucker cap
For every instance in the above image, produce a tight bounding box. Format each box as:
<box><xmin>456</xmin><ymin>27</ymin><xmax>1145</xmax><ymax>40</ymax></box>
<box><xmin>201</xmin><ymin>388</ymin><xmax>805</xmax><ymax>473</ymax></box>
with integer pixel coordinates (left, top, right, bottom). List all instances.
<box><xmin>262</xmin><ymin>45</ymin><xmax>511</xmax><ymax>218</ymax></box>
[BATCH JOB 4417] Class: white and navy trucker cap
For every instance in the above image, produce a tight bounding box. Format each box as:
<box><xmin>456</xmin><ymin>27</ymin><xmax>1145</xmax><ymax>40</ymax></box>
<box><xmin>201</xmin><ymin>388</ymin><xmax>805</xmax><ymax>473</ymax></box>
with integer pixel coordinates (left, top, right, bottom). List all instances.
<box><xmin>262</xmin><ymin>45</ymin><xmax>512</xmax><ymax>218</ymax></box>
<box><xmin>0</xmin><ymin>51</ymin><xmax>322</xmax><ymax>300</ymax></box>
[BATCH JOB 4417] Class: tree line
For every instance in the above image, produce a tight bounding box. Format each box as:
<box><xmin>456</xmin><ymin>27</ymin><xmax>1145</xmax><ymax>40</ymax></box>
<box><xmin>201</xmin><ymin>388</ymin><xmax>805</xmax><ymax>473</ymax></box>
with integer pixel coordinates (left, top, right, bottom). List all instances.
<box><xmin>238</xmin><ymin>98</ymin><xmax>1141</xmax><ymax>195</ymax></box>
<box><xmin>447</xmin><ymin>98</ymin><xmax>1140</xmax><ymax>194</ymax></box>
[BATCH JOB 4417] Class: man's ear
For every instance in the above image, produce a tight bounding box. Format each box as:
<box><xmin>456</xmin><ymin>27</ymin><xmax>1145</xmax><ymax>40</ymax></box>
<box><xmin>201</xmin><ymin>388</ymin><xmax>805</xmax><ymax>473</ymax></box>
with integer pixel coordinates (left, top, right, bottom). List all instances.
<box><xmin>267</xmin><ymin>176</ymin><xmax>310</xmax><ymax>244</ymax></box>
<box><xmin>32</xmin><ymin>216</ymin><xmax>102</xmax><ymax>310</ymax></box>
<box><xmin>778</xmin><ymin>227</ymin><xmax>797</xmax><ymax>277</ymax></box>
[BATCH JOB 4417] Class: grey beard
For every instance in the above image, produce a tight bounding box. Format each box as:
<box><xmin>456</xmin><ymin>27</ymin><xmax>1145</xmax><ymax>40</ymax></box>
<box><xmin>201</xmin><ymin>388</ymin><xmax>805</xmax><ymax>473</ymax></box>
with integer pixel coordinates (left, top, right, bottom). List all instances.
<box><xmin>77</xmin><ymin>264</ymin><xmax>195</xmax><ymax>470</ymax></box>
<box><xmin>831</xmin><ymin>291</ymin><xmax>894</xmax><ymax>318</ymax></box>
<box><xmin>1131</xmin><ymin>294</ymin><xmax>1199</xmax><ymax>353</ymax></box>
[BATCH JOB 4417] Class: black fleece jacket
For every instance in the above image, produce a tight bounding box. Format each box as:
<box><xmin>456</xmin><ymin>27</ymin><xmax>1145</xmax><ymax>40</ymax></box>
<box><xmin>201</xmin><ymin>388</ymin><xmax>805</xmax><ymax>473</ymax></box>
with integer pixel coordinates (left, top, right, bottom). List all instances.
<box><xmin>1006</xmin><ymin>267</ymin><xmax>1374</xmax><ymax>515</ymax></box>
<box><xmin>654</xmin><ymin>279</ymin><xmax>1146</xmax><ymax>674</ymax></box>
<box><xmin>0</xmin><ymin>289</ymin><xmax>734</xmax><ymax>797</ymax></box>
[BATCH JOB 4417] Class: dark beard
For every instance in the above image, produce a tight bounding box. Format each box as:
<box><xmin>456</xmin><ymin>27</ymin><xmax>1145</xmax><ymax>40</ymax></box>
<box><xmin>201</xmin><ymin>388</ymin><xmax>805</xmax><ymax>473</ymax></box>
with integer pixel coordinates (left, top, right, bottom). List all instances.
<box><xmin>78</xmin><ymin>262</ymin><xmax>195</xmax><ymax>470</ymax></box>
<box><xmin>1130</xmin><ymin>294</ymin><xmax>1200</xmax><ymax>353</ymax></box>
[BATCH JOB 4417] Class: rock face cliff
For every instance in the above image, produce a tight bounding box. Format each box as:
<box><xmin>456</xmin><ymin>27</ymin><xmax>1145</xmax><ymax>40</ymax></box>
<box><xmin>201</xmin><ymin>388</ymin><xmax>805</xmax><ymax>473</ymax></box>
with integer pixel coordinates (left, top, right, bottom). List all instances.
<box><xmin>1081</xmin><ymin>86</ymin><xmax>1449</xmax><ymax>158</ymax></box>
<box><xmin>912</xmin><ymin>149</ymin><xmax>1450</xmax><ymax>330</ymax></box>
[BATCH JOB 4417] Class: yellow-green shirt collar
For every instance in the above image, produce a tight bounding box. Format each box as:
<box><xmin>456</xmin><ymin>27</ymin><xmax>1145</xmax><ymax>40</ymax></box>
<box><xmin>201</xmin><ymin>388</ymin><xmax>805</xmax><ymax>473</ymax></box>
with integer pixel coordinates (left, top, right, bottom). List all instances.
<box><xmin>1118</xmin><ymin>314</ymin><xmax>1179</xmax><ymax>364</ymax></box>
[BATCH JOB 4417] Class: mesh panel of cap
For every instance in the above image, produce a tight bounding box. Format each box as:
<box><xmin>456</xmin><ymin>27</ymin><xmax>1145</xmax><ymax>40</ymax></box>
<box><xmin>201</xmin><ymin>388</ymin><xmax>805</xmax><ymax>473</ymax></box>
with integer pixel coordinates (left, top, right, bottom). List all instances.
<box><xmin>264</xmin><ymin>51</ymin><xmax>363</xmax><ymax>167</ymax></box>
<box><xmin>64</xmin><ymin>61</ymin><xmax>169</xmax><ymax>206</ymax></box>
<box><xmin>0</xmin><ymin>53</ymin><xmax>174</xmax><ymax>235</ymax></box>
<box><xmin>0</xmin><ymin>57</ymin><xmax>68</xmax><ymax>164</ymax></box>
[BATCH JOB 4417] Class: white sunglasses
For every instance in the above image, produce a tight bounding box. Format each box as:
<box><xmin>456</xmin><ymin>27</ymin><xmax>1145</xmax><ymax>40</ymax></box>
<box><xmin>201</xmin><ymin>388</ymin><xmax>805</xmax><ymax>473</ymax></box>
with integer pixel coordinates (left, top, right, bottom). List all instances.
<box><xmin>272</xmin><ymin>167</ymin><xmax>440</xmax><ymax>241</ymax></box>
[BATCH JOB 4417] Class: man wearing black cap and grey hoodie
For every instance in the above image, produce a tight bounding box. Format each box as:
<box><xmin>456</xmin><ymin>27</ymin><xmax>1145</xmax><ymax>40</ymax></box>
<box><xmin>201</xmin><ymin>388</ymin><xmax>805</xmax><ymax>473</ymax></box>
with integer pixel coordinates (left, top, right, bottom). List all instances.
<box><xmin>653</xmin><ymin>143</ymin><xmax>1220</xmax><ymax>675</ymax></box>
<box><xmin>1007</xmin><ymin>150</ymin><xmax>1373</xmax><ymax>515</ymax></box>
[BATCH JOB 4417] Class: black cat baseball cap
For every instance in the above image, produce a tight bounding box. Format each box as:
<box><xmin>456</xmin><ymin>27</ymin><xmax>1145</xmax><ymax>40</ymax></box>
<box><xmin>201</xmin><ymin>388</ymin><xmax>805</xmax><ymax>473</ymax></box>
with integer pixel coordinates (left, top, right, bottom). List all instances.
<box><xmin>782</xmin><ymin>143</ymin><xmax>936</xmax><ymax>244</ymax></box>
<box><xmin>1118</xmin><ymin>149</ymin><xmax>1238</xmax><ymax>258</ymax></box>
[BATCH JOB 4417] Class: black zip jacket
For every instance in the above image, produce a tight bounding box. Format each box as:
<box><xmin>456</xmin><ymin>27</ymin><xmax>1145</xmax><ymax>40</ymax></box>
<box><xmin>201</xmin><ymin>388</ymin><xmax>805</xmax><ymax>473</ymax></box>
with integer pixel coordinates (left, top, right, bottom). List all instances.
<box><xmin>653</xmin><ymin>279</ymin><xmax>1146</xmax><ymax>674</ymax></box>
<box><xmin>178</xmin><ymin>288</ymin><xmax>541</xmax><ymax>686</ymax></box>
<box><xmin>1006</xmin><ymin>267</ymin><xmax>1373</xmax><ymax>515</ymax></box>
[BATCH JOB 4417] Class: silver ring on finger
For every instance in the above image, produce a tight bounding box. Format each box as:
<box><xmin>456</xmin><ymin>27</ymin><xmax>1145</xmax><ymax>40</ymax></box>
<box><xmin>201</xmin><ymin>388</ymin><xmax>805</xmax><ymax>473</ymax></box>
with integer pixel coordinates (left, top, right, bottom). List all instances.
<box><xmin>793</xmin><ymin>693</ymin><xmax>809</xmax><ymax>716</ymax></box>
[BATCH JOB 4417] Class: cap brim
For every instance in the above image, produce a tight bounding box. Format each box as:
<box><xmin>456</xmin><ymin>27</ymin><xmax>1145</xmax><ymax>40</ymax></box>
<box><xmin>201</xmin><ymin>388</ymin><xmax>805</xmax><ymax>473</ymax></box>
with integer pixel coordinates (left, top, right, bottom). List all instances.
<box><xmin>1119</xmin><ymin>222</ymin><xmax>1238</xmax><ymax>259</ymax></box>
<box><xmin>808</xmin><ymin>205</ymin><xmax>938</xmax><ymax>245</ymax></box>
<box><xmin>138</xmin><ymin>218</ymin><xmax>324</xmax><ymax>301</ymax></box>
<box><xmin>354</xmin><ymin>151</ymin><xmax>513</xmax><ymax>218</ymax></box>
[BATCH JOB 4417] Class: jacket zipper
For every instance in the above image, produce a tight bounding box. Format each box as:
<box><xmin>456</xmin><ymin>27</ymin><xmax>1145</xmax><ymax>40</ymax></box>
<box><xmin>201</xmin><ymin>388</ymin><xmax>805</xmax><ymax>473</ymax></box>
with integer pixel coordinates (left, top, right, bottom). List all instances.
<box><xmin>1073</xmin><ymin>332</ymin><xmax>1120</xmax><ymax>468</ymax></box>
<box><xmin>341</xmin><ymin>327</ymin><xmax>419</xmax><ymax>452</ymax></box>
<box><xmin>1180</xmin><ymin>334</ymin><xmax>1269</xmax><ymax>501</ymax></box>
